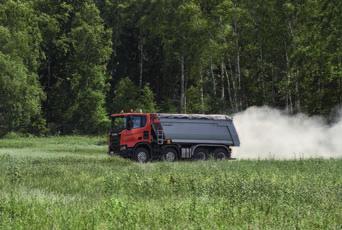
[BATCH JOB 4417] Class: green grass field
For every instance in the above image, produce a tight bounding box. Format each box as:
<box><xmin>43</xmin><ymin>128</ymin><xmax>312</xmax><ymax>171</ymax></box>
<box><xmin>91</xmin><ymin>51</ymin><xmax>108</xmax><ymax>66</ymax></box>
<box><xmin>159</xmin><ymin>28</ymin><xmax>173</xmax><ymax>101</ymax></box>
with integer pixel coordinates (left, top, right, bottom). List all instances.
<box><xmin>0</xmin><ymin>136</ymin><xmax>341</xmax><ymax>229</ymax></box>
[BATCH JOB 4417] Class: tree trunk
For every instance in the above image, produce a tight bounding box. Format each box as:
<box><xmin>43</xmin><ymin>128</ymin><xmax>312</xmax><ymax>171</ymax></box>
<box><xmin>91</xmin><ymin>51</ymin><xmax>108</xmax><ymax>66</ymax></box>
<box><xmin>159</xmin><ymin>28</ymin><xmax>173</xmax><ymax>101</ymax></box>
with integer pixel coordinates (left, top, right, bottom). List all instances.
<box><xmin>233</xmin><ymin>17</ymin><xmax>242</xmax><ymax>110</ymax></box>
<box><xmin>220</xmin><ymin>61</ymin><xmax>225</xmax><ymax>100</ymax></box>
<box><xmin>295</xmin><ymin>71</ymin><xmax>301</xmax><ymax>112</ymax></box>
<box><xmin>210</xmin><ymin>58</ymin><xmax>216</xmax><ymax>96</ymax></box>
<box><xmin>138</xmin><ymin>37</ymin><xmax>143</xmax><ymax>88</ymax></box>
<box><xmin>285</xmin><ymin>46</ymin><xmax>293</xmax><ymax>113</ymax></box>
<box><xmin>259</xmin><ymin>47</ymin><xmax>267</xmax><ymax>104</ymax></box>
<box><xmin>339</xmin><ymin>56</ymin><xmax>342</xmax><ymax>104</ymax></box>
<box><xmin>340</xmin><ymin>77</ymin><xmax>342</xmax><ymax>104</ymax></box>
<box><xmin>200</xmin><ymin>69</ymin><xmax>205</xmax><ymax>113</ymax></box>
<box><xmin>318</xmin><ymin>70</ymin><xmax>322</xmax><ymax>113</ymax></box>
<box><xmin>223</xmin><ymin>63</ymin><xmax>233</xmax><ymax>110</ymax></box>
<box><xmin>340</xmin><ymin>58</ymin><xmax>342</xmax><ymax>104</ymax></box>
<box><xmin>236</xmin><ymin>47</ymin><xmax>241</xmax><ymax>110</ymax></box>
<box><xmin>47</xmin><ymin>57</ymin><xmax>51</xmax><ymax>120</ymax></box>
<box><xmin>228</xmin><ymin>57</ymin><xmax>238</xmax><ymax>112</ymax></box>
<box><xmin>271</xmin><ymin>66</ymin><xmax>276</xmax><ymax>105</ymax></box>
<box><xmin>180</xmin><ymin>55</ymin><xmax>185</xmax><ymax>113</ymax></box>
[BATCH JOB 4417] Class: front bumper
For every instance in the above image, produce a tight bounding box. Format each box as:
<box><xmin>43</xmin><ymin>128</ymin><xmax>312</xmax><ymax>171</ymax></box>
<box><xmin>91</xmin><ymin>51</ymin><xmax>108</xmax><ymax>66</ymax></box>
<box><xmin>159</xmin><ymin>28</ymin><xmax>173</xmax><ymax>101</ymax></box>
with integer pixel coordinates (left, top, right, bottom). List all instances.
<box><xmin>108</xmin><ymin>145</ymin><xmax>134</xmax><ymax>158</ymax></box>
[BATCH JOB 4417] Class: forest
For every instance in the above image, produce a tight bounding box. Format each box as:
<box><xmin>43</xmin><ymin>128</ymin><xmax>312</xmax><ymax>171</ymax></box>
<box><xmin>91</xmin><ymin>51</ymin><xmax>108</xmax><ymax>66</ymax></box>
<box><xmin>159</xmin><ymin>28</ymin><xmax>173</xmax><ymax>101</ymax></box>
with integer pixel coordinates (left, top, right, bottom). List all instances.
<box><xmin>0</xmin><ymin>0</ymin><xmax>341</xmax><ymax>135</ymax></box>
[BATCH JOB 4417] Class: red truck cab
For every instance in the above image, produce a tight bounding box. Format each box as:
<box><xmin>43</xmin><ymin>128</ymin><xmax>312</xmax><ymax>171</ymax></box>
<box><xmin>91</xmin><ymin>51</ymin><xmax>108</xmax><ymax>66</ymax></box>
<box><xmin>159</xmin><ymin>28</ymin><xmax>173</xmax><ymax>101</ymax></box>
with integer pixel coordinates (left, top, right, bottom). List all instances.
<box><xmin>109</xmin><ymin>113</ymin><xmax>163</xmax><ymax>162</ymax></box>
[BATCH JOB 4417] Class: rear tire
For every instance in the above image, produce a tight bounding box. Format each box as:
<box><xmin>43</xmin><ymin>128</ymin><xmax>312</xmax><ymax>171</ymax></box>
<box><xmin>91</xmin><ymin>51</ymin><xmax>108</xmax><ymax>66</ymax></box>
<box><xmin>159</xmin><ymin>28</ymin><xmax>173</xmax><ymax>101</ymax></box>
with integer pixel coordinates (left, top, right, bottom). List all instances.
<box><xmin>213</xmin><ymin>147</ymin><xmax>230</xmax><ymax>160</ymax></box>
<box><xmin>162</xmin><ymin>148</ymin><xmax>178</xmax><ymax>162</ymax></box>
<box><xmin>192</xmin><ymin>147</ymin><xmax>208</xmax><ymax>161</ymax></box>
<box><xmin>135</xmin><ymin>147</ymin><xmax>150</xmax><ymax>163</ymax></box>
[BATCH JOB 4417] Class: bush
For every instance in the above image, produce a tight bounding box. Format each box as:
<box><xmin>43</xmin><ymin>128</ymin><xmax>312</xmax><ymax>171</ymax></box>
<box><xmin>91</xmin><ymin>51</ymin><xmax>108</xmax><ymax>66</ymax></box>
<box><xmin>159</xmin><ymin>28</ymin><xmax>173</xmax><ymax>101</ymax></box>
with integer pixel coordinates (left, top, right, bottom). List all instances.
<box><xmin>186</xmin><ymin>84</ymin><xmax>210</xmax><ymax>113</ymax></box>
<box><xmin>111</xmin><ymin>77</ymin><xmax>157</xmax><ymax>113</ymax></box>
<box><xmin>0</xmin><ymin>53</ymin><xmax>45</xmax><ymax>137</ymax></box>
<box><xmin>2</xmin><ymin>132</ymin><xmax>32</xmax><ymax>139</ymax></box>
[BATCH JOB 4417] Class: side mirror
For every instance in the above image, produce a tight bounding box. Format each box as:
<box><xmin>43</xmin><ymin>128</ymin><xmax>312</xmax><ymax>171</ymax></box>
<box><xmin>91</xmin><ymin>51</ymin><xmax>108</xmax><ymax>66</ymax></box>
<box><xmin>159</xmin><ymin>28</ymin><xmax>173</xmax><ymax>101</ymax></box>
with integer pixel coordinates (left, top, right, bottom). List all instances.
<box><xmin>126</xmin><ymin>119</ymin><xmax>133</xmax><ymax>130</ymax></box>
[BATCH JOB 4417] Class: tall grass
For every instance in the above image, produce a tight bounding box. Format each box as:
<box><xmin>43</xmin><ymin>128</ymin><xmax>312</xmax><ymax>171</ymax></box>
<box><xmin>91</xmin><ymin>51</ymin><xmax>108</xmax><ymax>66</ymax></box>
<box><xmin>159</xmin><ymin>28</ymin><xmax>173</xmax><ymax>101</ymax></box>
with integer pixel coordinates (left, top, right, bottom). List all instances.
<box><xmin>0</xmin><ymin>136</ymin><xmax>341</xmax><ymax>229</ymax></box>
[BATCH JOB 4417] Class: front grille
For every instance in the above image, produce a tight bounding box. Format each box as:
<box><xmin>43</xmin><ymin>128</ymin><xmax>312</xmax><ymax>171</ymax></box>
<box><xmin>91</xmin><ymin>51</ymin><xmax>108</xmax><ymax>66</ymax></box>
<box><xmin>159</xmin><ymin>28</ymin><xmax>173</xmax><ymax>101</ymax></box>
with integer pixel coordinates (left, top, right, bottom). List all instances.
<box><xmin>109</xmin><ymin>133</ymin><xmax>120</xmax><ymax>152</ymax></box>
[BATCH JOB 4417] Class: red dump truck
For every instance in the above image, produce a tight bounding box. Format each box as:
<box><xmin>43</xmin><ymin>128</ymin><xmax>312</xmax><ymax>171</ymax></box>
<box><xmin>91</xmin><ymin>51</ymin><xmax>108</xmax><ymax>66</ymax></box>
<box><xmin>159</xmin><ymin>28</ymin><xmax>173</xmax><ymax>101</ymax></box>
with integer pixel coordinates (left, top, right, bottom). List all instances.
<box><xmin>108</xmin><ymin>112</ymin><xmax>240</xmax><ymax>163</ymax></box>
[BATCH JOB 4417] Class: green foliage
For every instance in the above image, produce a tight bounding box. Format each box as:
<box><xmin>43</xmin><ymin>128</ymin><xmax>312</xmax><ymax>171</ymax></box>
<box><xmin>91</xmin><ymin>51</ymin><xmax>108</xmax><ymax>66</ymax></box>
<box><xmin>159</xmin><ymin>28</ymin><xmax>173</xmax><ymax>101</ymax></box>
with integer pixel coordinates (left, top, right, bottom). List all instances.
<box><xmin>138</xmin><ymin>84</ymin><xmax>157</xmax><ymax>112</ymax></box>
<box><xmin>111</xmin><ymin>77</ymin><xmax>157</xmax><ymax>113</ymax></box>
<box><xmin>0</xmin><ymin>136</ymin><xmax>342</xmax><ymax>228</ymax></box>
<box><xmin>0</xmin><ymin>0</ymin><xmax>45</xmax><ymax>137</ymax></box>
<box><xmin>35</xmin><ymin>1</ymin><xmax>112</xmax><ymax>134</ymax></box>
<box><xmin>0</xmin><ymin>54</ymin><xmax>42</xmax><ymax>136</ymax></box>
<box><xmin>158</xmin><ymin>99</ymin><xmax>179</xmax><ymax>113</ymax></box>
<box><xmin>0</xmin><ymin>0</ymin><xmax>341</xmax><ymax>135</ymax></box>
<box><xmin>186</xmin><ymin>84</ymin><xmax>209</xmax><ymax>113</ymax></box>
<box><xmin>0</xmin><ymin>0</ymin><xmax>42</xmax><ymax>71</ymax></box>
<box><xmin>2</xmin><ymin>132</ymin><xmax>31</xmax><ymax>139</ymax></box>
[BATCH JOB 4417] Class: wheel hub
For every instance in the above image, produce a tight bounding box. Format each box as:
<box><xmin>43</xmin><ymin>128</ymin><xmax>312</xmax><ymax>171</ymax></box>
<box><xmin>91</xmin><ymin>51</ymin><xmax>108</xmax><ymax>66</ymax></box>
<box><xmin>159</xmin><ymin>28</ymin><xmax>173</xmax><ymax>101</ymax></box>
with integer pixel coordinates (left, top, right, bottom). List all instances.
<box><xmin>137</xmin><ymin>151</ymin><xmax>147</xmax><ymax>163</ymax></box>
<box><xmin>165</xmin><ymin>152</ymin><xmax>176</xmax><ymax>162</ymax></box>
<box><xmin>216</xmin><ymin>152</ymin><xmax>226</xmax><ymax>160</ymax></box>
<box><xmin>195</xmin><ymin>151</ymin><xmax>206</xmax><ymax>160</ymax></box>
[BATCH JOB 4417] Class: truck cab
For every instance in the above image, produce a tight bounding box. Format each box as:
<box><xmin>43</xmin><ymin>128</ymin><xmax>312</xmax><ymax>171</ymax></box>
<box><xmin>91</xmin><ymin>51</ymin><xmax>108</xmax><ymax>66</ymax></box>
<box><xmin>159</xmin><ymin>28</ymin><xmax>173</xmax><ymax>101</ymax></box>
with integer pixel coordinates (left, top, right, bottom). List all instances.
<box><xmin>109</xmin><ymin>113</ymin><xmax>153</xmax><ymax>156</ymax></box>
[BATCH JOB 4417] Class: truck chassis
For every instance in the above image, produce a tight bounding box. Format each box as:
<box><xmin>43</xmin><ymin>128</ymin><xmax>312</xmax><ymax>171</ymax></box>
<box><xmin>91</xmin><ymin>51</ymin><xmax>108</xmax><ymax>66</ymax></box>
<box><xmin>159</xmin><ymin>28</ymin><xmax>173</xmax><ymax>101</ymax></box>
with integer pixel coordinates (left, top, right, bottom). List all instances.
<box><xmin>108</xmin><ymin>113</ymin><xmax>239</xmax><ymax>163</ymax></box>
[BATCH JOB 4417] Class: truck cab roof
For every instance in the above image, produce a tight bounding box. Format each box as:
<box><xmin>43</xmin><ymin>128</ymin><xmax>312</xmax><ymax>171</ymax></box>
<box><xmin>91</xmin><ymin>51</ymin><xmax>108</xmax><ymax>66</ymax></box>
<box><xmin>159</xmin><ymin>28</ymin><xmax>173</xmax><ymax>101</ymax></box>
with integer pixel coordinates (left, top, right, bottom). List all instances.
<box><xmin>110</xmin><ymin>113</ymin><xmax>148</xmax><ymax>117</ymax></box>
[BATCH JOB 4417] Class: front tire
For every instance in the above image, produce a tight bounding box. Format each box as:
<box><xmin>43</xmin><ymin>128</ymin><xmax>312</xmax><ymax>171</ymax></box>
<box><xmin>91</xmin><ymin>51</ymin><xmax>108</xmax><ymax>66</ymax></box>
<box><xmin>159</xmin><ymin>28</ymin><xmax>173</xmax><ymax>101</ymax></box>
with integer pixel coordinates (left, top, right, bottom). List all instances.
<box><xmin>108</xmin><ymin>150</ymin><xmax>115</xmax><ymax>156</ymax></box>
<box><xmin>135</xmin><ymin>147</ymin><xmax>150</xmax><ymax>163</ymax></box>
<box><xmin>162</xmin><ymin>148</ymin><xmax>178</xmax><ymax>162</ymax></box>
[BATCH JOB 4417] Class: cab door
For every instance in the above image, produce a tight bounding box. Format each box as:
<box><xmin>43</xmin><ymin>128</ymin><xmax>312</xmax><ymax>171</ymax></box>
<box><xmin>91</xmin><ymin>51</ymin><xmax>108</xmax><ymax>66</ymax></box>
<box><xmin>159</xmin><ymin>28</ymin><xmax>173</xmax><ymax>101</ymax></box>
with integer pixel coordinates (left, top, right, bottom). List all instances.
<box><xmin>121</xmin><ymin>115</ymin><xmax>147</xmax><ymax>148</ymax></box>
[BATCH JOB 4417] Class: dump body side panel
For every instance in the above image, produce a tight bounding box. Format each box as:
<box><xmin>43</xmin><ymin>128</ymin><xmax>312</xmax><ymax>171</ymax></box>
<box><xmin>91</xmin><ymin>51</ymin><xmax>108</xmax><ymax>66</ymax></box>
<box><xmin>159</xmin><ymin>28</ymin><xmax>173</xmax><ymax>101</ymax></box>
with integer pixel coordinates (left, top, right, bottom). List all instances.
<box><xmin>227</xmin><ymin>121</ymin><xmax>240</xmax><ymax>146</ymax></box>
<box><xmin>159</xmin><ymin>117</ymin><xmax>240</xmax><ymax>146</ymax></box>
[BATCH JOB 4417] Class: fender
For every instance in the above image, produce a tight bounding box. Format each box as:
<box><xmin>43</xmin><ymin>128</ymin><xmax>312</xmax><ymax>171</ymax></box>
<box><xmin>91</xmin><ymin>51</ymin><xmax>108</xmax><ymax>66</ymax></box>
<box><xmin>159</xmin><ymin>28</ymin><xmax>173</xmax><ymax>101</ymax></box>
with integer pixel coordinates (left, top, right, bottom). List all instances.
<box><xmin>134</xmin><ymin>142</ymin><xmax>152</xmax><ymax>153</ymax></box>
<box><xmin>161</xmin><ymin>144</ymin><xmax>181</xmax><ymax>156</ymax></box>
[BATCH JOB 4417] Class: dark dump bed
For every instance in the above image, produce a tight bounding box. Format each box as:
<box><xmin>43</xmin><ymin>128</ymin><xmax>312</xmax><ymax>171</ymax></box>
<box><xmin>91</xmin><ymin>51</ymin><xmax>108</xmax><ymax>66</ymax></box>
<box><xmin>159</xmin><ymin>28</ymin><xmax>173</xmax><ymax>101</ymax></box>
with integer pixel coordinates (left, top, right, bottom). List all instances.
<box><xmin>158</xmin><ymin>113</ymin><xmax>240</xmax><ymax>146</ymax></box>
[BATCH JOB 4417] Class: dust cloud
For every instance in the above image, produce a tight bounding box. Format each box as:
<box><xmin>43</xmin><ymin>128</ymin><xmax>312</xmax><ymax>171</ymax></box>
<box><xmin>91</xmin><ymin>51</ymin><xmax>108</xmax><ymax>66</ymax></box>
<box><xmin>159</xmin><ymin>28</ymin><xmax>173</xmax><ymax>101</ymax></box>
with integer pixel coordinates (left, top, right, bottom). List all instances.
<box><xmin>232</xmin><ymin>106</ymin><xmax>342</xmax><ymax>159</ymax></box>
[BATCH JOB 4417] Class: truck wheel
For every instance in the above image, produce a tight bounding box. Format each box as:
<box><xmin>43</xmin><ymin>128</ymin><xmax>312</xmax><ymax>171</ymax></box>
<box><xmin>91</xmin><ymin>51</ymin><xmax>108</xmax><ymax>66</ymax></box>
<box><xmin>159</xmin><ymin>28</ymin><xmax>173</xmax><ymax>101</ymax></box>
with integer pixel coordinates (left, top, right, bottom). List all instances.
<box><xmin>162</xmin><ymin>148</ymin><xmax>178</xmax><ymax>162</ymax></box>
<box><xmin>108</xmin><ymin>150</ymin><xmax>115</xmax><ymax>156</ymax></box>
<box><xmin>135</xmin><ymin>147</ymin><xmax>150</xmax><ymax>163</ymax></box>
<box><xmin>192</xmin><ymin>148</ymin><xmax>208</xmax><ymax>161</ymax></box>
<box><xmin>213</xmin><ymin>148</ymin><xmax>230</xmax><ymax>160</ymax></box>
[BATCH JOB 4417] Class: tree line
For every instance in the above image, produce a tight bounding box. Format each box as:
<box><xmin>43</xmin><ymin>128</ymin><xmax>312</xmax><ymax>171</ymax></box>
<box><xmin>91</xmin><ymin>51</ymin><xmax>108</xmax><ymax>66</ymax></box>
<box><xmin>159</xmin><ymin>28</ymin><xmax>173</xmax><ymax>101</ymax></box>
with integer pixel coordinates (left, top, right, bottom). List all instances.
<box><xmin>0</xmin><ymin>0</ymin><xmax>341</xmax><ymax>136</ymax></box>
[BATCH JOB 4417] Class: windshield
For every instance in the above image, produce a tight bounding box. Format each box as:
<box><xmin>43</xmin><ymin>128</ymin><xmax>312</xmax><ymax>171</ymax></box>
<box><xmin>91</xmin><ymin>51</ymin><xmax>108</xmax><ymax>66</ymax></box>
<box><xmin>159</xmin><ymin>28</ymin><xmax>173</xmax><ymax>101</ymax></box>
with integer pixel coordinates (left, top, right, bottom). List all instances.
<box><xmin>111</xmin><ymin>116</ymin><xmax>126</xmax><ymax>132</ymax></box>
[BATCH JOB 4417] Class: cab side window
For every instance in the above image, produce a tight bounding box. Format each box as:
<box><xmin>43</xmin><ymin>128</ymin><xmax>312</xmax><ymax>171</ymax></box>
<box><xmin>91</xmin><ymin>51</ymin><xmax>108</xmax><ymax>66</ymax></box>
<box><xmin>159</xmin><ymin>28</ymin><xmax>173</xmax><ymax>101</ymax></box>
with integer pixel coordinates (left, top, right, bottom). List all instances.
<box><xmin>131</xmin><ymin>116</ymin><xmax>147</xmax><ymax>129</ymax></box>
